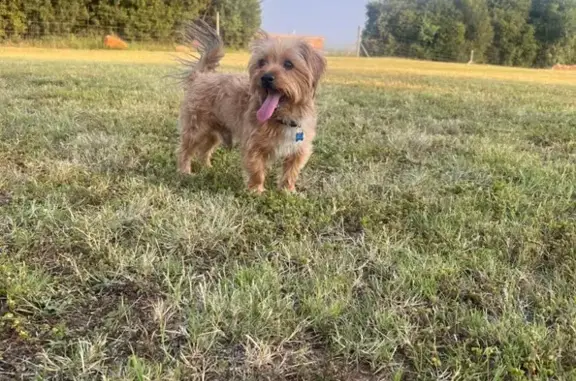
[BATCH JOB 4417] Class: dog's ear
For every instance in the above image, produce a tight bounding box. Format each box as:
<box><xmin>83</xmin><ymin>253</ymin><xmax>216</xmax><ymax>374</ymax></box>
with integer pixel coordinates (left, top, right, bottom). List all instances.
<box><xmin>298</xmin><ymin>40</ymin><xmax>327</xmax><ymax>94</ymax></box>
<box><xmin>254</xmin><ymin>28</ymin><xmax>270</xmax><ymax>41</ymax></box>
<box><xmin>250</xmin><ymin>28</ymin><xmax>270</xmax><ymax>52</ymax></box>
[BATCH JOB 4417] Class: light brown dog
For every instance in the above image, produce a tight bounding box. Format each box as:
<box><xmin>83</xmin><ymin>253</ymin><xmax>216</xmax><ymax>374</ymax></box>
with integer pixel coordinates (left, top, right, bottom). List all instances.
<box><xmin>176</xmin><ymin>20</ymin><xmax>326</xmax><ymax>193</ymax></box>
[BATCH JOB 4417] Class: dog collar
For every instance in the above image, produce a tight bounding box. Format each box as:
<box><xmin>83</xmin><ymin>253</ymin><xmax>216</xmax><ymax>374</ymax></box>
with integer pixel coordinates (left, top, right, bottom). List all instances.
<box><xmin>277</xmin><ymin>118</ymin><xmax>301</xmax><ymax>128</ymax></box>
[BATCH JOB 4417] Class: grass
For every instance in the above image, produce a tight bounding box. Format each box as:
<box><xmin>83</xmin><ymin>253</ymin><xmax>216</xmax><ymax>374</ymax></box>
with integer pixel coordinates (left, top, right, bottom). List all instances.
<box><xmin>1</xmin><ymin>35</ymin><xmax>201</xmax><ymax>52</ymax></box>
<box><xmin>0</xmin><ymin>47</ymin><xmax>575</xmax><ymax>380</ymax></box>
<box><xmin>1</xmin><ymin>37</ymin><xmax>357</xmax><ymax>56</ymax></box>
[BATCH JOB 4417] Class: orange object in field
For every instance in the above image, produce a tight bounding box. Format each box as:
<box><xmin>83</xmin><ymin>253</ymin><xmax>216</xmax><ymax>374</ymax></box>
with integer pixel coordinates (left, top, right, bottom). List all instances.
<box><xmin>104</xmin><ymin>35</ymin><xmax>128</xmax><ymax>49</ymax></box>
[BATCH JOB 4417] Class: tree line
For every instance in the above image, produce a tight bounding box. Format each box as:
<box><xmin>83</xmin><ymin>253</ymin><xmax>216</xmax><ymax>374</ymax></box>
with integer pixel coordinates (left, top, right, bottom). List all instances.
<box><xmin>363</xmin><ymin>0</ymin><xmax>576</xmax><ymax>67</ymax></box>
<box><xmin>0</xmin><ymin>0</ymin><xmax>261</xmax><ymax>48</ymax></box>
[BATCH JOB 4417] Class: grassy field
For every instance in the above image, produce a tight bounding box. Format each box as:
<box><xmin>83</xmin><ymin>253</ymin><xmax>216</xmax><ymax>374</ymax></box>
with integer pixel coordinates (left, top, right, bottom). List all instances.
<box><xmin>1</xmin><ymin>47</ymin><xmax>575</xmax><ymax>380</ymax></box>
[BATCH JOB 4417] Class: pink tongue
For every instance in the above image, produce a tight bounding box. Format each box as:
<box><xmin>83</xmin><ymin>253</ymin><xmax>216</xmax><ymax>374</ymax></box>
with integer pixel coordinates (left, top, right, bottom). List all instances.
<box><xmin>256</xmin><ymin>93</ymin><xmax>281</xmax><ymax>123</ymax></box>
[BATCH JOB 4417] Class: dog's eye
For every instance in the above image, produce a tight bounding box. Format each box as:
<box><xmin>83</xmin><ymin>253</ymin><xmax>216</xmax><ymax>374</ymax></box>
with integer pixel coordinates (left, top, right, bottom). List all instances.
<box><xmin>283</xmin><ymin>60</ymin><xmax>294</xmax><ymax>70</ymax></box>
<box><xmin>258</xmin><ymin>59</ymin><xmax>267</xmax><ymax>68</ymax></box>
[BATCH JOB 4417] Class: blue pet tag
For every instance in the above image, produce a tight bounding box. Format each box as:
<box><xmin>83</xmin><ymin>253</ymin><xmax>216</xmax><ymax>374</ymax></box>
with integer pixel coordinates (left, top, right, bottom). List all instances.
<box><xmin>295</xmin><ymin>131</ymin><xmax>304</xmax><ymax>142</ymax></box>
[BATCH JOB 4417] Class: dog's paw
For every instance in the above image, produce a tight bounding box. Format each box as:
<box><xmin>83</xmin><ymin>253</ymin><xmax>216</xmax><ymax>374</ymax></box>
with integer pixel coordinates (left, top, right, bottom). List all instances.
<box><xmin>278</xmin><ymin>182</ymin><xmax>296</xmax><ymax>193</ymax></box>
<box><xmin>178</xmin><ymin>167</ymin><xmax>193</xmax><ymax>176</ymax></box>
<box><xmin>248</xmin><ymin>185</ymin><xmax>266</xmax><ymax>194</ymax></box>
<box><xmin>281</xmin><ymin>184</ymin><xmax>296</xmax><ymax>191</ymax></box>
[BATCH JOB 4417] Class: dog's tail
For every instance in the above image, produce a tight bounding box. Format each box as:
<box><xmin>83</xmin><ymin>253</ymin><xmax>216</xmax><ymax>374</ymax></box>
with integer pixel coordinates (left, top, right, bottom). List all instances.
<box><xmin>176</xmin><ymin>19</ymin><xmax>224</xmax><ymax>83</ymax></box>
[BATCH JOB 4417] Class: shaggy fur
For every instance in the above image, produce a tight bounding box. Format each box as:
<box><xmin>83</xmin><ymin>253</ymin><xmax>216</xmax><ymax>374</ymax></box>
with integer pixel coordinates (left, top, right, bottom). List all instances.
<box><xmin>176</xmin><ymin>20</ymin><xmax>326</xmax><ymax>193</ymax></box>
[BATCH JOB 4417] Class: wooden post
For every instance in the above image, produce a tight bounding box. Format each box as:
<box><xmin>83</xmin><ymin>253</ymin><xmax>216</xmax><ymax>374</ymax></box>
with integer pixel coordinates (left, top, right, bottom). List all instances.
<box><xmin>360</xmin><ymin>42</ymin><xmax>370</xmax><ymax>57</ymax></box>
<box><xmin>216</xmin><ymin>11</ymin><xmax>220</xmax><ymax>36</ymax></box>
<box><xmin>468</xmin><ymin>49</ymin><xmax>474</xmax><ymax>64</ymax></box>
<box><xmin>356</xmin><ymin>26</ymin><xmax>362</xmax><ymax>57</ymax></box>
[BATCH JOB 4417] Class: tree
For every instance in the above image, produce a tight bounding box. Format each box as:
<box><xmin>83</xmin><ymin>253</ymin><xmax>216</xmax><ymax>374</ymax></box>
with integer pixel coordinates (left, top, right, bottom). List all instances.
<box><xmin>362</xmin><ymin>1</ymin><xmax>388</xmax><ymax>55</ymax></box>
<box><xmin>204</xmin><ymin>0</ymin><xmax>262</xmax><ymax>49</ymax></box>
<box><xmin>426</xmin><ymin>0</ymin><xmax>468</xmax><ymax>61</ymax></box>
<box><xmin>457</xmin><ymin>0</ymin><xmax>494</xmax><ymax>62</ymax></box>
<box><xmin>363</xmin><ymin>0</ymin><xmax>427</xmax><ymax>58</ymax></box>
<box><xmin>530</xmin><ymin>0</ymin><xmax>576</xmax><ymax>65</ymax></box>
<box><xmin>0</xmin><ymin>0</ymin><xmax>261</xmax><ymax>48</ymax></box>
<box><xmin>0</xmin><ymin>0</ymin><xmax>27</xmax><ymax>38</ymax></box>
<box><xmin>487</xmin><ymin>0</ymin><xmax>538</xmax><ymax>66</ymax></box>
<box><xmin>363</xmin><ymin>0</ymin><xmax>469</xmax><ymax>62</ymax></box>
<box><xmin>362</xmin><ymin>0</ymin><xmax>574</xmax><ymax>67</ymax></box>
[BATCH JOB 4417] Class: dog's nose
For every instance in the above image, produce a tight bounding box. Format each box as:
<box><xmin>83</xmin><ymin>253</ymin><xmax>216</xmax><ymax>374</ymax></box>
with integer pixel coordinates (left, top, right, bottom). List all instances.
<box><xmin>261</xmin><ymin>73</ymin><xmax>275</xmax><ymax>88</ymax></box>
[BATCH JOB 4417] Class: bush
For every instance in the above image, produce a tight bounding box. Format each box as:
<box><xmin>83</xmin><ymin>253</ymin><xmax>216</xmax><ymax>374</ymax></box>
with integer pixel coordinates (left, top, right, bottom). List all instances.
<box><xmin>0</xmin><ymin>0</ymin><xmax>261</xmax><ymax>48</ymax></box>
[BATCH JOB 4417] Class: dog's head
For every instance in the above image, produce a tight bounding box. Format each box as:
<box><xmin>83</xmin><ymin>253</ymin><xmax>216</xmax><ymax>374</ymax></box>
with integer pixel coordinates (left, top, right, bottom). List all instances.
<box><xmin>248</xmin><ymin>31</ymin><xmax>326</xmax><ymax>123</ymax></box>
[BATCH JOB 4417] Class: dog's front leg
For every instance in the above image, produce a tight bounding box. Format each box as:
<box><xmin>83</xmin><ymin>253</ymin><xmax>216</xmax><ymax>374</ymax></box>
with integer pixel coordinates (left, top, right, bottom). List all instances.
<box><xmin>243</xmin><ymin>148</ymin><xmax>268</xmax><ymax>194</ymax></box>
<box><xmin>279</xmin><ymin>146</ymin><xmax>312</xmax><ymax>192</ymax></box>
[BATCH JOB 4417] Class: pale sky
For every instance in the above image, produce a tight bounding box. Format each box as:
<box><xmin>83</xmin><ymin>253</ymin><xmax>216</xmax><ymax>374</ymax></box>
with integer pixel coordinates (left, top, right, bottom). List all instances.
<box><xmin>261</xmin><ymin>0</ymin><xmax>368</xmax><ymax>49</ymax></box>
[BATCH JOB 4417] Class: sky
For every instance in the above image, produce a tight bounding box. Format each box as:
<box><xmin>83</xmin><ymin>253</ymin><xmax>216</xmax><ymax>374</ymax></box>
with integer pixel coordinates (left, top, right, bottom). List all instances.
<box><xmin>261</xmin><ymin>0</ymin><xmax>367</xmax><ymax>50</ymax></box>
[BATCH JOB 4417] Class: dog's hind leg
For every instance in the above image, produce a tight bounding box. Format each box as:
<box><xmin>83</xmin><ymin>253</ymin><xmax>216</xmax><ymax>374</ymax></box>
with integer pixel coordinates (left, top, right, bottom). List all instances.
<box><xmin>177</xmin><ymin>111</ymin><xmax>201</xmax><ymax>174</ymax></box>
<box><xmin>196</xmin><ymin>131</ymin><xmax>221</xmax><ymax>168</ymax></box>
<box><xmin>178</xmin><ymin>112</ymin><xmax>222</xmax><ymax>173</ymax></box>
<box><xmin>178</xmin><ymin>135</ymin><xmax>195</xmax><ymax>175</ymax></box>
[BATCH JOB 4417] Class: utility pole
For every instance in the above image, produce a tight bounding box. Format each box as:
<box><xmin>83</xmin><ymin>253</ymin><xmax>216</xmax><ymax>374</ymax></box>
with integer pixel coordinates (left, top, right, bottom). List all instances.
<box><xmin>356</xmin><ymin>26</ymin><xmax>362</xmax><ymax>57</ymax></box>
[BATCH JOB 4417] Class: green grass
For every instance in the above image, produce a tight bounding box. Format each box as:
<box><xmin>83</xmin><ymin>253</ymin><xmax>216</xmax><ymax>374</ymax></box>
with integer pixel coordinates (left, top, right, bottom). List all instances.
<box><xmin>1</xmin><ymin>49</ymin><xmax>575</xmax><ymax>380</ymax></box>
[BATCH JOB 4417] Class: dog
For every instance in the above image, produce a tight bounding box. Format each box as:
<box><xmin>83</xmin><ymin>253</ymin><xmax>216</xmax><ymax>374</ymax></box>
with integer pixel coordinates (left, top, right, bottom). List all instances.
<box><xmin>176</xmin><ymin>20</ymin><xmax>326</xmax><ymax>193</ymax></box>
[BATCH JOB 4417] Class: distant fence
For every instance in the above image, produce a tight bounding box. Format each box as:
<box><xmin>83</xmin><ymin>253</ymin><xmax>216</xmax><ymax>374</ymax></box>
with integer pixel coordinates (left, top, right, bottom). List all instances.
<box><xmin>1</xmin><ymin>21</ymin><xmax>327</xmax><ymax>53</ymax></box>
<box><xmin>267</xmin><ymin>34</ymin><xmax>325</xmax><ymax>51</ymax></box>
